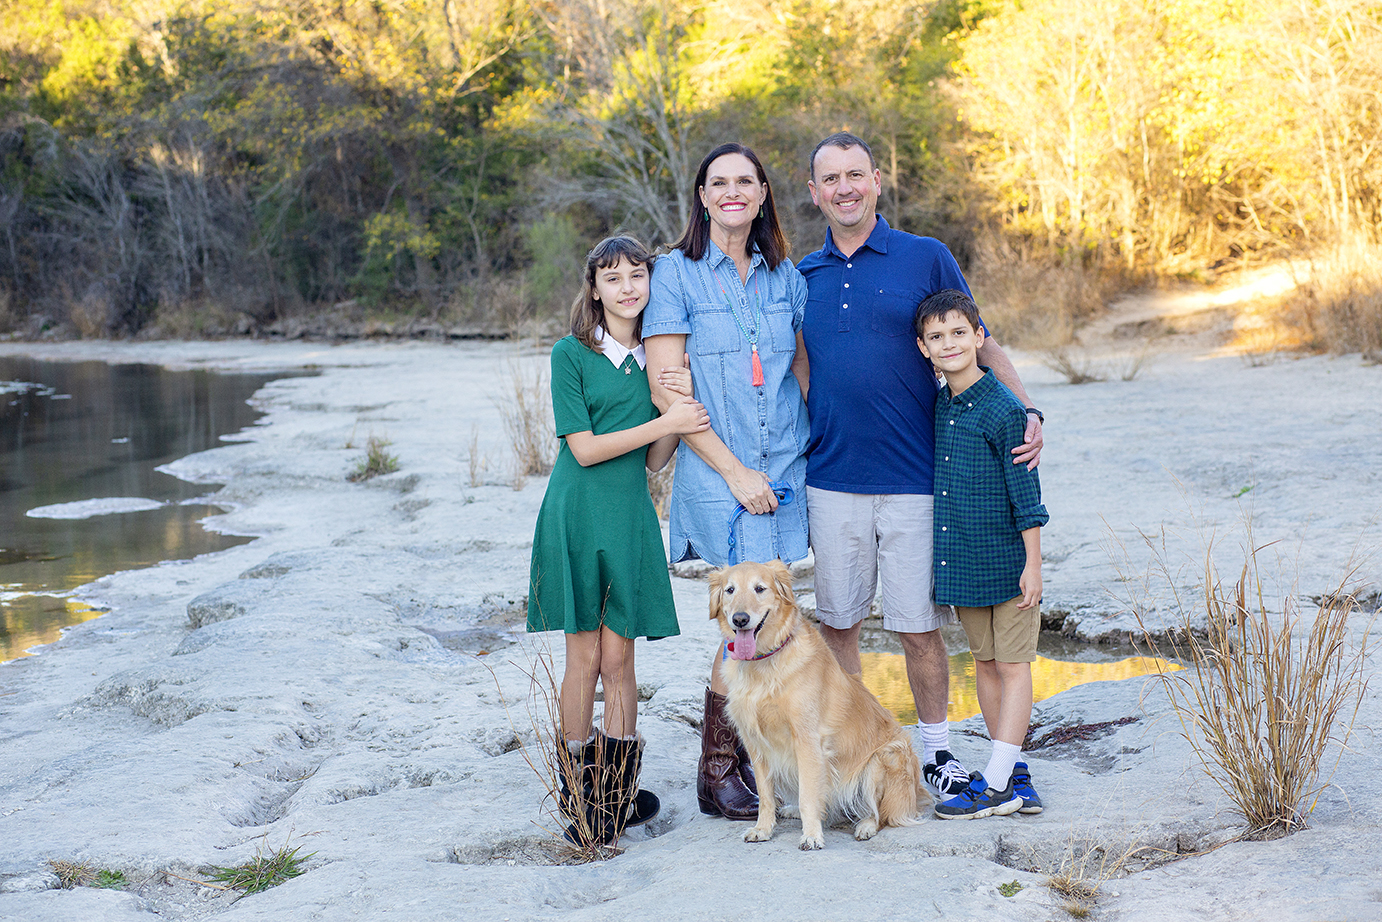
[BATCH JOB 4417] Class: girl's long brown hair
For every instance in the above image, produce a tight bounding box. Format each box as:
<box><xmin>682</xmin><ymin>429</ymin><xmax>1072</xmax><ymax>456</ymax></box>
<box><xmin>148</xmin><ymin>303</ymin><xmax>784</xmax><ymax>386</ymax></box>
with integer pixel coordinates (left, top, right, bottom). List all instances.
<box><xmin>570</xmin><ymin>235</ymin><xmax>656</xmax><ymax>351</ymax></box>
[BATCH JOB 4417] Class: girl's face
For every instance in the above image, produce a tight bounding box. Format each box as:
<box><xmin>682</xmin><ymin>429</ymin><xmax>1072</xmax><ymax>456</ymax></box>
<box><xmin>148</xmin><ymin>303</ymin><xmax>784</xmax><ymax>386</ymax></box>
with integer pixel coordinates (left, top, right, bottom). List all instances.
<box><xmin>699</xmin><ymin>153</ymin><xmax>767</xmax><ymax>236</ymax></box>
<box><xmin>593</xmin><ymin>256</ymin><xmax>651</xmax><ymax>325</ymax></box>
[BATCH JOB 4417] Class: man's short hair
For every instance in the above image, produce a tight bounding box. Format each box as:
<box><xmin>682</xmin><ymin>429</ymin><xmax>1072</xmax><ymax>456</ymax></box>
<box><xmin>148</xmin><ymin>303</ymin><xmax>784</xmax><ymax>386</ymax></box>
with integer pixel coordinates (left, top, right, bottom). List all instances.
<box><xmin>914</xmin><ymin>289</ymin><xmax>984</xmax><ymax>339</ymax></box>
<box><xmin>810</xmin><ymin>132</ymin><xmax>877</xmax><ymax>180</ymax></box>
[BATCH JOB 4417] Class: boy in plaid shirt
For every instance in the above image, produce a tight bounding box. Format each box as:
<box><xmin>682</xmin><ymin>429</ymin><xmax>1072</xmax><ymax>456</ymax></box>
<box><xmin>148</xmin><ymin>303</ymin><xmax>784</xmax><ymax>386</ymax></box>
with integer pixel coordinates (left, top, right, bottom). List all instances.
<box><xmin>914</xmin><ymin>289</ymin><xmax>1049</xmax><ymax>820</ymax></box>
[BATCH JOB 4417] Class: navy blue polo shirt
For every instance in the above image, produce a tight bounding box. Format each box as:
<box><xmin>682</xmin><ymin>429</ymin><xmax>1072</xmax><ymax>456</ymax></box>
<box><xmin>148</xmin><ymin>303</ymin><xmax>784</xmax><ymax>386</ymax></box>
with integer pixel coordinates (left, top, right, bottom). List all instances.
<box><xmin>798</xmin><ymin>216</ymin><xmax>978</xmax><ymax>495</ymax></box>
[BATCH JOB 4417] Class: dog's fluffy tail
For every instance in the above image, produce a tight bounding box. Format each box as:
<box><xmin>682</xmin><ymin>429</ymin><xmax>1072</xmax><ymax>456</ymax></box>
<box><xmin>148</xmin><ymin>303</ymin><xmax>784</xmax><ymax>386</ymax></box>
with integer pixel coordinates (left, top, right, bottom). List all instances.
<box><xmin>850</xmin><ymin>739</ymin><xmax>924</xmax><ymax>829</ymax></box>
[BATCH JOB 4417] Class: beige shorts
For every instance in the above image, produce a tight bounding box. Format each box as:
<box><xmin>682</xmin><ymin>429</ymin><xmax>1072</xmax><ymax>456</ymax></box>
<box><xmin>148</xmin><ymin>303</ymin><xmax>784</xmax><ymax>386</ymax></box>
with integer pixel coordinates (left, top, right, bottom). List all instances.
<box><xmin>956</xmin><ymin>597</ymin><xmax>1040</xmax><ymax>663</ymax></box>
<box><xmin>806</xmin><ymin>487</ymin><xmax>953</xmax><ymax>633</ymax></box>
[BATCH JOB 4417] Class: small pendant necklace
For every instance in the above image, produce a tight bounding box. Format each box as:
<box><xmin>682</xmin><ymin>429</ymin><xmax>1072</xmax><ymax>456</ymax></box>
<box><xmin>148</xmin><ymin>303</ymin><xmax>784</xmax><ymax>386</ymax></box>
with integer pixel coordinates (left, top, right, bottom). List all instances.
<box><xmin>715</xmin><ymin>261</ymin><xmax>765</xmax><ymax>386</ymax></box>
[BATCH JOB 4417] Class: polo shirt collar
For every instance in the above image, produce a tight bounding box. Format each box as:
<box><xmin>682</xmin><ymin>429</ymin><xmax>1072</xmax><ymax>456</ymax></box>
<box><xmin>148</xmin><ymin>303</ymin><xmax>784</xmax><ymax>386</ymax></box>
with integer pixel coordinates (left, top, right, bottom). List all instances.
<box><xmin>705</xmin><ymin>238</ymin><xmax>766</xmax><ymax>272</ymax></box>
<box><xmin>822</xmin><ymin>214</ymin><xmax>892</xmax><ymax>259</ymax></box>
<box><xmin>594</xmin><ymin>326</ymin><xmax>647</xmax><ymax>370</ymax></box>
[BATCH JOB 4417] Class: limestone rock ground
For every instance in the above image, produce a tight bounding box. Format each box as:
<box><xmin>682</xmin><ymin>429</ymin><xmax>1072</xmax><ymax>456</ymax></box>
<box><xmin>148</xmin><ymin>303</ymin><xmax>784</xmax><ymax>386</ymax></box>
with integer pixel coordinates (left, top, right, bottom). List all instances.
<box><xmin>0</xmin><ymin>324</ymin><xmax>1378</xmax><ymax>921</ymax></box>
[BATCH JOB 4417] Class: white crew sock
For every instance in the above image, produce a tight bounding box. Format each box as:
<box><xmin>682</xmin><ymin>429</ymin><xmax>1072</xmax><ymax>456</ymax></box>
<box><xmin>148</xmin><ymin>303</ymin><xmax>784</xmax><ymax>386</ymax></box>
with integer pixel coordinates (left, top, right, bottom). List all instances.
<box><xmin>917</xmin><ymin>720</ymin><xmax>950</xmax><ymax>764</ymax></box>
<box><xmin>983</xmin><ymin>741</ymin><xmax>1022</xmax><ymax>791</ymax></box>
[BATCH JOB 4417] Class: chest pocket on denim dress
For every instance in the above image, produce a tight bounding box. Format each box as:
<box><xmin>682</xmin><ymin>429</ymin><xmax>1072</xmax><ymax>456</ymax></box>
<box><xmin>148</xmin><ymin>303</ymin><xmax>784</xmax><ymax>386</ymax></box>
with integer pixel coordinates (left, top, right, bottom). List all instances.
<box><xmin>689</xmin><ymin>302</ymin><xmax>741</xmax><ymax>355</ymax></box>
<box><xmin>869</xmin><ymin>288</ymin><xmax>920</xmax><ymax>337</ymax></box>
<box><xmin>763</xmin><ymin>297</ymin><xmax>796</xmax><ymax>353</ymax></box>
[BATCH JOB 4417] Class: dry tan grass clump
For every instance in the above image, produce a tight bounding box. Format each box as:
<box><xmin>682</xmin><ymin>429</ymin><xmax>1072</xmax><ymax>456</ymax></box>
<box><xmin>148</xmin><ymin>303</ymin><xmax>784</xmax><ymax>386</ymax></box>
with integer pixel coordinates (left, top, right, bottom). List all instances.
<box><xmin>1294</xmin><ymin>242</ymin><xmax>1382</xmax><ymax>357</ymax></box>
<box><xmin>467</xmin><ymin>424</ymin><xmax>491</xmax><ymax>488</ymax></box>
<box><xmin>967</xmin><ymin>240</ymin><xmax>1136</xmax><ymax>350</ymax></box>
<box><xmin>1038</xmin><ymin>824</ymin><xmax>1169</xmax><ymax>918</ymax></box>
<box><xmin>49</xmin><ymin>859</ymin><xmax>96</xmax><ymax>889</ymax></box>
<box><xmin>1234</xmin><ymin>243</ymin><xmax>1382</xmax><ymax>358</ymax></box>
<box><xmin>496</xmin><ymin>358</ymin><xmax>555</xmax><ymax>478</ymax></box>
<box><xmin>1041</xmin><ymin>346</ymin><xmax>1107</xmax><ymax>385</ymax></box>
<box><xmin>501</xmin><ymin>635</ymin><xmax>633</xmax><ymax>863</ymax></box>
<box><xmin>1133</xmin><ymin>532</ymin><xmax>1373</xmax><ymax>836</ymax></box>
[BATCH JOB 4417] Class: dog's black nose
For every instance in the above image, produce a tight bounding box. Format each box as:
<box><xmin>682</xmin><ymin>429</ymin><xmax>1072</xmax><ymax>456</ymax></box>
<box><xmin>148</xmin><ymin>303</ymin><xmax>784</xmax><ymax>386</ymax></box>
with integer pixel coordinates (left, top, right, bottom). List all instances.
<box><xmin>731</xmin><ymin>611</ymin><xmax>750</xmax><ymax>630</ymax></box>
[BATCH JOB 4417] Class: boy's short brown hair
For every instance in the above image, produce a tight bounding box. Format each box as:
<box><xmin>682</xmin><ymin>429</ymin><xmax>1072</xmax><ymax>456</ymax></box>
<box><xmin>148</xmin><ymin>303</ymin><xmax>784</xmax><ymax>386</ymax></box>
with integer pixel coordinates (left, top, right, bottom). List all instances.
<box><xmin>914</xmin><ymin>289</ymin><xmax>983</xmax><ymax>339</ymax></box>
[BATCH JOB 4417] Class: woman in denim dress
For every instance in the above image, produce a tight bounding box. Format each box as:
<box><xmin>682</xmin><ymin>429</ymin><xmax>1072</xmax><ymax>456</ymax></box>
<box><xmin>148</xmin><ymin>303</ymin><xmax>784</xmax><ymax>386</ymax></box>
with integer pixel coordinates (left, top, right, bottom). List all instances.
<box><xmin>643</xmin><ymin>142</ymin><xmax>810</xmax><ymax>821</ymax></box>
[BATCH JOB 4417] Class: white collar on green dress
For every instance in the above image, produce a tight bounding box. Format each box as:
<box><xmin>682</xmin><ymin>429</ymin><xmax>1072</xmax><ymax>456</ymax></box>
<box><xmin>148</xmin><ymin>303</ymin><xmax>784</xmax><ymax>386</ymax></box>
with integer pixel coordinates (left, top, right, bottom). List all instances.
<box><xmin>594</xmin><ymin>326</ymin><xmax>646</xmax><ymax>371</ymax></box>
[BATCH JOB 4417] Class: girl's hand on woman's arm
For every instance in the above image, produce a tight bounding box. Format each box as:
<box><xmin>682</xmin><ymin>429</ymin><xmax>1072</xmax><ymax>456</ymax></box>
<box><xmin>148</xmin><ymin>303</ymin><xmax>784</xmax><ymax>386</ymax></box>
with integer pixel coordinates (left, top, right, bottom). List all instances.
<box><xmin>661</xmin><ymin>396</ymin><xmax>711</xmax><ymax>436</ymax></box>
<box><xmin>657</xmin><ymin>353</ymin><xmax>695</xmax><ymax>398</ymax></box>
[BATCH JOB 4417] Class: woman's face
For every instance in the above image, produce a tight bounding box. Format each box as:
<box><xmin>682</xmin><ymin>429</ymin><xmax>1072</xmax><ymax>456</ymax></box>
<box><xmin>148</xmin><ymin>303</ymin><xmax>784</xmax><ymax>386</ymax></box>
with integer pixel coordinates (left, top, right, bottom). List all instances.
<box><xmin>699</xmin><ymin>153</ymin><xmax>767</xmax><ymax>237</ymax></box>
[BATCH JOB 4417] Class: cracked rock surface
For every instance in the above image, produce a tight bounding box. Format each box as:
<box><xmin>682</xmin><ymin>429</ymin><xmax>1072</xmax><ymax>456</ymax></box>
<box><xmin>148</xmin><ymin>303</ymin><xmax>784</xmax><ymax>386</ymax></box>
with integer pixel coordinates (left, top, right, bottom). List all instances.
<box><xmin>0</xmin><ymin>338</ymin><xmax>1378</xmax><ymax>922</ymax></box>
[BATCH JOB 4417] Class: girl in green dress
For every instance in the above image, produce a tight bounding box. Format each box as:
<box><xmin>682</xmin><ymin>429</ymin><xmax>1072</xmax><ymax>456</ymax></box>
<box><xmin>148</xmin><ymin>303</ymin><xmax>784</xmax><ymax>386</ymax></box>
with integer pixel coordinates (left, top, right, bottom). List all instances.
<box><xmin>527</xmin><ymin>236</ymin><xmax>709</xmax><ymax>848</ymax></box>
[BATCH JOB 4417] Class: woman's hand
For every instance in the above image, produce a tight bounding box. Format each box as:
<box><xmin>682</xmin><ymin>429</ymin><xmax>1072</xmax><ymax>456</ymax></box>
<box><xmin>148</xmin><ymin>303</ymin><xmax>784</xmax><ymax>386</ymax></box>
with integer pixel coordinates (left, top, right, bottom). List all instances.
<box><xmin>662</xmin><ymin>395</ymin><xmax>711</xmax><ymax>436</ymax></box>
<box><xmin>725</xmin><ymin>464</ymin><xmax>778</xmax><ymax>515</ymax></box>
<box><xmin>657</xmin><ymin>353</ymin><xmax>694</xmax><ymax>398</ymax></box>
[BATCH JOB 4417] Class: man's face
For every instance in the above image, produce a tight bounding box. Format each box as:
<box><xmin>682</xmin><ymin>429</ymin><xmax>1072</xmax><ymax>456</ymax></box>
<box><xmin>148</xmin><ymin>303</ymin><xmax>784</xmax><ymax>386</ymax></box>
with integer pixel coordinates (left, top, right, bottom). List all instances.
<box><xmin>808</xmin><ymin>145</ymin><xmax>881</xmax><ymax>234</ymax></box>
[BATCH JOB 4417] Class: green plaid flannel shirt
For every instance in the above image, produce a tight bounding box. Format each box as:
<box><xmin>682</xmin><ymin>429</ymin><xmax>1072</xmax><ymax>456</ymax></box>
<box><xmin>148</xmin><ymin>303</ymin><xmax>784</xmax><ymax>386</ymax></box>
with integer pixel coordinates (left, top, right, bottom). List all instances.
<box><xmin>933</xmin><ymin>368</ymin><xmax>1049</xmax><ymax>607</ymax></box>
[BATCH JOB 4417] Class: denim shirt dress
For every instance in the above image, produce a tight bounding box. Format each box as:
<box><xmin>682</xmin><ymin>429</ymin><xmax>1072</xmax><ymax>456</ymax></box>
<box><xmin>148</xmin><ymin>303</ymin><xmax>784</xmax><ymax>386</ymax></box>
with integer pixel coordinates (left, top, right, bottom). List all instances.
<box><xmin>642</xmin><ymin>243</ymin><xmax>811</xmax><ymax>566</ymax></box>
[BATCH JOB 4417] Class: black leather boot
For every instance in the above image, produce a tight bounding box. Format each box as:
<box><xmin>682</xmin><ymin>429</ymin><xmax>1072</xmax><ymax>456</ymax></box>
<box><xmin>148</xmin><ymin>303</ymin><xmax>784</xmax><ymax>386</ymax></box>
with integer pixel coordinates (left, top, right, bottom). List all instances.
<box><xmin>555</xmin><ymin>736</ymin><xmax>602</xmax><ymax>847</ymax></box>
<box><xmin>598</xmin><ymin>732</ymin><xmax>660</xmax><ymax>844</ymax></box>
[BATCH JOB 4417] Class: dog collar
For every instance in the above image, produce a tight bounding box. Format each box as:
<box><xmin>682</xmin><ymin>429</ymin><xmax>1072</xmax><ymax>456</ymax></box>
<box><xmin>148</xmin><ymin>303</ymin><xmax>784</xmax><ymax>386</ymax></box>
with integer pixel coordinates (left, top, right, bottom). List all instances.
<box><xmin>729</xmin><ymin>632</ymin><xmax>793</xmax><ymax>661</ymax></box>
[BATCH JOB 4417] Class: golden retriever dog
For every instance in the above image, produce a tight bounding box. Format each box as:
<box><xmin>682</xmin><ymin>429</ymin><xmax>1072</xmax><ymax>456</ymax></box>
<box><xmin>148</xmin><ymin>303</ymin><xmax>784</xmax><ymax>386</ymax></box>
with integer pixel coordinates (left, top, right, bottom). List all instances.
<box><xmin>709</xmin><ymin>560</ymin><xmax>923</xmax><ymax>850</ymax></box>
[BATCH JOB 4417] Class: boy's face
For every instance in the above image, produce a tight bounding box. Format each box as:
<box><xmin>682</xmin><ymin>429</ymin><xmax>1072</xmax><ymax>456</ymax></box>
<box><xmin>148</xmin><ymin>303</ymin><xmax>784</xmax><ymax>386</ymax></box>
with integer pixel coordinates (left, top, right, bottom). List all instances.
<box><xmin>917</xmin><ymin>310</ymin><xmax>982</xmax><ymax>375</ymax></box>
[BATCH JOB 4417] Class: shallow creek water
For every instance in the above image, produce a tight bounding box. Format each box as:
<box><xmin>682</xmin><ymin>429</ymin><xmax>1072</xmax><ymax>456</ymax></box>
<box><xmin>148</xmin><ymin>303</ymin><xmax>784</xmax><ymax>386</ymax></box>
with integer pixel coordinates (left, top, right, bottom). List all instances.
<box><xmin>858</xmin><ymin>623</ymin><xmax>1177</xmax><ymax>723</ymax></box>
<box><xmin>0</xmin><ymin>357</ymin><xmax>285</xmax><ymax>662</ymax></box>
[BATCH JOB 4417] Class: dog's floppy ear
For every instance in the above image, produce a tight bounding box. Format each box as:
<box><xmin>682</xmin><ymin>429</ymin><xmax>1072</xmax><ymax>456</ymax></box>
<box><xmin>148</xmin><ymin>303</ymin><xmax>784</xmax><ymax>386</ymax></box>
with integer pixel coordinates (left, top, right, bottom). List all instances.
<box><xmin>769</xmin><ymin>560</ymin><xmax>795</xmax><ymax>607</ymax></box>
<box><xmin>708</xmin><ymin>567</ymin><xmax>727</xmax><ymax>621</ymax></box>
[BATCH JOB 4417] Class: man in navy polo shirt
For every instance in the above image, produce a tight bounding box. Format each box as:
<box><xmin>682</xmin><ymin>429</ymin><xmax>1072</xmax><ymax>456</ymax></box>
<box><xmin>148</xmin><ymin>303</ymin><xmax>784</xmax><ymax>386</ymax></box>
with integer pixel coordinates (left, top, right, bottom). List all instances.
<box><xmin>794</xmin><ymin>132</ymin><xmax>1044</xmax><ymax>797</ymax></box>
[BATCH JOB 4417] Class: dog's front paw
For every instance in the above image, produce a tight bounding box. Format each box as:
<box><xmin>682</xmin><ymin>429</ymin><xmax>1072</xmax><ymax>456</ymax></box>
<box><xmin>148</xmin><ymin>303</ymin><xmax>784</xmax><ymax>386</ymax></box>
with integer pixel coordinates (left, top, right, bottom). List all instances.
<box><xmin>798</xmin><ymin>832</ymin><xmax>825</xmax><ymax>850</ymax></box>
<box><xmin>853</xmin><ymin>818</ymin><xmax>880</xmax><ymax>841</ymax></box>
<box><xmin>778</xmin><ymin>803</ymin><xmax>800</xmax><ymax>819</ymax></box>
<box><xmin>744</xmin><ymin>825</ymin><xmax>775</xmax><ymax>843</ymax></box>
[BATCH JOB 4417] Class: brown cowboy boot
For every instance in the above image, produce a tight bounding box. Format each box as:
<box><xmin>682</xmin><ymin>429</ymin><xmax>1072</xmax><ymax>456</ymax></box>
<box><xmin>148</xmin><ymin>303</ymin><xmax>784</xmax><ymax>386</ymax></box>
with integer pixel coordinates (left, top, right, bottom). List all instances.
<box><xmin>736</xmin><ymin>737</ymin><xmax>756</xmax><ymax>792</ymax></box>
<box><xmin>696</xmin><ymin>687</ymin><xmax>758</xmax><ymax>820</ymax></box>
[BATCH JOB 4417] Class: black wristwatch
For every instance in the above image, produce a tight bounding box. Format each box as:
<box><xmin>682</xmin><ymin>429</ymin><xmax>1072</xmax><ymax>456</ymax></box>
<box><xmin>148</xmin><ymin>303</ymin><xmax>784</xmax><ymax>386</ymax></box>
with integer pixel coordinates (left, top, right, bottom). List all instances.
<box><xmin>1025</xmin><ymin>407</ymin><xmax>1044</xmax><ymax>424</ymax></box>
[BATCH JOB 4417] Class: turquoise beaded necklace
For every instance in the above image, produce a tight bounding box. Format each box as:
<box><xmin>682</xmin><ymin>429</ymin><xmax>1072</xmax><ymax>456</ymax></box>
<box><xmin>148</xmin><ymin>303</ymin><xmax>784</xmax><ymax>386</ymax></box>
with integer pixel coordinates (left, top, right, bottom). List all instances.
<box><xmin>713</xmin><ymin>261</ymin><xmax>764</xmax><ymax>386</ymax></box>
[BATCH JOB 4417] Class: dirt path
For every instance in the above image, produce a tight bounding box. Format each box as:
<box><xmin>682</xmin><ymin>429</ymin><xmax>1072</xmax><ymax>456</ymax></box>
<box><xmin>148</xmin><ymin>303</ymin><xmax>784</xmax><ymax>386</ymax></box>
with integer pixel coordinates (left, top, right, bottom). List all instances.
<box><xmin>1076</xmin><ymin>264</ymin><xmax>1299</xmax><ymax>352</ymax></box>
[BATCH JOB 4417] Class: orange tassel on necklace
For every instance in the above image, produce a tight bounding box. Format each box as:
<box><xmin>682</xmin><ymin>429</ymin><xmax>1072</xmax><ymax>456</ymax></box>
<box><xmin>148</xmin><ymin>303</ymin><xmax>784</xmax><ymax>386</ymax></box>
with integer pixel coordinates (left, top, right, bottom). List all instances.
<box><xmin>716</xmin><ymin>265</ymin><xmax>765</xmax><ymax>386</ymax></box>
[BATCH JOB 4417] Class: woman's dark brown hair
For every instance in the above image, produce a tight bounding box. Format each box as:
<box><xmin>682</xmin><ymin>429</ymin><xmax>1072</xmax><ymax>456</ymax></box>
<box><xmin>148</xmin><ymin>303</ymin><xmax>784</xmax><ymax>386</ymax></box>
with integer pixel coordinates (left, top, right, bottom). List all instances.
<box><xmin>670</xmin><ymin>142</ymin><xmax>790</xmax><ymax>270</ymax></box>
<box><xmin>570</xmin><ymin>235</ymin><xmax>656</xmax><ymax>351</ymax></box>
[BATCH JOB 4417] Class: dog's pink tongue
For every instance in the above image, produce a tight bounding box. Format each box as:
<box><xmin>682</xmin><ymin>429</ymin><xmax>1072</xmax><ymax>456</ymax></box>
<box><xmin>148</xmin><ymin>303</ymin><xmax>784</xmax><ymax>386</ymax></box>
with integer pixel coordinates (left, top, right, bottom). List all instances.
<box><xmin>731</xmin><ymin>629</ymin><xmax>757</xmax><ymax>660</ymax></box>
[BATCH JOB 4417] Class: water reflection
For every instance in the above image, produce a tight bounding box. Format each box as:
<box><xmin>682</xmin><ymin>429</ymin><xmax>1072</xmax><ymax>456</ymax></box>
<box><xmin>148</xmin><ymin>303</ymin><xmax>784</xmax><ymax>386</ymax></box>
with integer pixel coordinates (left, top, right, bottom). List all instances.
<box><xmin>1</xmin><ymin>357</ymin><xmax>289</xmax><ymax>662</ymax></box>
<box><xmin>0</xmin><ymin>596</ymin><xmax>106</xmax><ymax>663</ymax></box>
<box><xmin>860</xmin><ymin>635</ymin><xmax>1179</xmax><ymax>723</ymax></box>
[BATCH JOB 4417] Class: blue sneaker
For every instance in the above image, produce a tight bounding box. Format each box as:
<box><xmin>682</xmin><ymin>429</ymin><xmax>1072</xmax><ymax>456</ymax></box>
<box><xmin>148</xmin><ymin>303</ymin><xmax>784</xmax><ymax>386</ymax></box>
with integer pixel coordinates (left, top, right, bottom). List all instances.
<box><xmin>934</xmin><ymin>772</ymin><xmax>1023</xmax><ymax>820</ymax></box>
<box><xmin>1011</xmin><ymin>762</ymin><xmax>1043</xmax><ymax>814</ymax></box>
